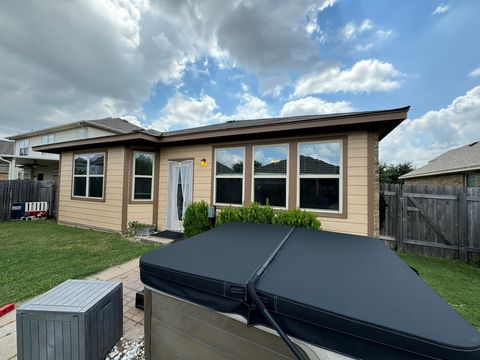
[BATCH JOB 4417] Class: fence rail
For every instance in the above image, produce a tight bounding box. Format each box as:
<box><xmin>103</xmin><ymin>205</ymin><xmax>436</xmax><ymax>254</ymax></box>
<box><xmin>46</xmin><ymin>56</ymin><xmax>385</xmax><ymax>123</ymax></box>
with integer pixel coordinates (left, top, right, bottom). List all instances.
<box><xmin>0</xmin><ymin>180</ymin><xmax>57</xmax><ymax>221</ymax></box>
<box><xmin>380</xmin><ymin>183</ymin><xmax>480</xmax><ymax>263</ymax></box>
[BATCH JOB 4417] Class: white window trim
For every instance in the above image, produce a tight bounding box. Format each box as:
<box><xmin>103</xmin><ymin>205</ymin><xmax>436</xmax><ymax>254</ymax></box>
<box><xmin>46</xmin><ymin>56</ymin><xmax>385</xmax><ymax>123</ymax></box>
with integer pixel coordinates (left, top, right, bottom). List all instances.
<box><xmin>132</xmin><ymin>151</ymin><xmax>155</xmax><ymax>201</ymax></box>
<box><xmin>72</xmin><ymin>152</ymin><xmax>105</xmax><ymax>199</ymax></box>
<box><xmin>297</xmin><ymin>139</ymin><xmax>343</xmax><ymax>214</ymax></box>
<box><xmin>19</xmin><ymin>139</ymin><xmax>29</xmax><ymax>156</ymax></box>
<box><xmin>251</xmin><ymin>143</ymin><xmax>289</xmax><ymax>209</ymax></box>
<box><xmin>214</xmin><ymin>147</ymin><xmax>245</xmax><ymax>206</ymax></box>
<box><xmin>76</xmin><ymin>127</ymin><xmax>88</xmax><ymax>139</ymax></box>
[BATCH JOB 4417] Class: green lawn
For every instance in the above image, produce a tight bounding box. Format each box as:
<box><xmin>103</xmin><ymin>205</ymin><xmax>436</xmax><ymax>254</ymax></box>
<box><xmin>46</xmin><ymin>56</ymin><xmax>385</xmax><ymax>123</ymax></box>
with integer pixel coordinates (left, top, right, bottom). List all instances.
<box><xmin>0</xmin><ymin>220</ymin><xmax>157</xmax><ymax>306</ymax></box>
<box><xmin>399</xmin><ymin>252</ymin><xmax>480</xmax><ymax>330</ymax></box>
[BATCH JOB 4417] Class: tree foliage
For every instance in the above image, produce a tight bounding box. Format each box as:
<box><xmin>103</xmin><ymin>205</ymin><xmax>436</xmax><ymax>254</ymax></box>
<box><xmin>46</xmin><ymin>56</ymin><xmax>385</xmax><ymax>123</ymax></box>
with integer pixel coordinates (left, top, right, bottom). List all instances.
<box><xmin>379</xmin><ymin>162</ymin><xmax>415</xmax><ymax>184</ymax></box>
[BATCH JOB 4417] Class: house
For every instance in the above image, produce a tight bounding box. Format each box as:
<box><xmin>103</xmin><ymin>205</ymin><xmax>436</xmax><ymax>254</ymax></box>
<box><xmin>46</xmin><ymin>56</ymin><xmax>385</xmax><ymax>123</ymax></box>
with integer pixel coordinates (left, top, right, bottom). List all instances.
<box><xmin>400</xmin><ymin>141</ymin><xmax>480</xmax><ymax>187</ymax></box>
<box><xmin>34</xmin><ymin>107</ymin><xmax>410</xmax><ymax>237</ymax></box>
<box><xmin>0</xmin><ymin>140</ymin><xmax>14</xmax><ymax>180</ymax></box>
<box><xmin>3</xmin><ymin>118</ymin><xmax>144</xmax><ymax>181</ymax></box>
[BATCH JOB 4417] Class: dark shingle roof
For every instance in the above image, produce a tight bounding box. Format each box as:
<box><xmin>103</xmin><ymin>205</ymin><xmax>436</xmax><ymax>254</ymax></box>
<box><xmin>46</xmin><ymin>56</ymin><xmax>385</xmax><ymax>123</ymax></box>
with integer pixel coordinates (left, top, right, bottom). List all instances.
<box><xmin>400</xmin><ymin>141</ymin><xmax>480</xmax><ymax>179</ymax></box>
<box><xmin>0</xmin><ymin>140</ymin><xmax>14</xmax><ymax>155</ymax></box>
<box><xmin>161</xmin><ymin>107</ymin><xmax>409</xmax><ymax>137</ymax></box>
<box><xmin>86</xmin><ymin>118</ymin><xmax>144</xmax><ymax>133</ymax></box>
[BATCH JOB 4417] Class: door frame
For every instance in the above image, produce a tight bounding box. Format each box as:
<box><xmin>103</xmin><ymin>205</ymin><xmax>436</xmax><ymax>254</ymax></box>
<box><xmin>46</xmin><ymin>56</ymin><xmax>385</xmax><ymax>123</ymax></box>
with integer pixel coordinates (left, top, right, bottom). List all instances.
<box><xmin>166</xmin><ymin>159</ymin><xmax>194</xmax><ymax>231</ymax></box>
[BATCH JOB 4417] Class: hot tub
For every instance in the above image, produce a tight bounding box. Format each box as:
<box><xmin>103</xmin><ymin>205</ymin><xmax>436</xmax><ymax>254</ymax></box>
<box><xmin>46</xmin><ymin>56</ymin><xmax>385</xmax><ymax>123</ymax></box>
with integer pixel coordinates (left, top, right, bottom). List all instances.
<box><xmin>140</xmin><ymin>222</ymin><xmax>480</xmax><ymax>359</ymax></box>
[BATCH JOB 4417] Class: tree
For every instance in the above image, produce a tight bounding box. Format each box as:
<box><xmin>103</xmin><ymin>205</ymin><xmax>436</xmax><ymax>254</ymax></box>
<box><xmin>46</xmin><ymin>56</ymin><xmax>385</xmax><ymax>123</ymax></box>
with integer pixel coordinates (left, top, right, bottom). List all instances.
<box><xmin>380</xmin><ymin>162</ymin><xmax>415</xmax><ymax>184</ymax></box>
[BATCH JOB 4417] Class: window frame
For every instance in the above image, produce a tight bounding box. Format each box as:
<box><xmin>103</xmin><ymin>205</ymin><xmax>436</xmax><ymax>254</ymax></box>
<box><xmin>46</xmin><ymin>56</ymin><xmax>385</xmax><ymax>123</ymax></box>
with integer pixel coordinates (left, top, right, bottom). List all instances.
<box><xmin>296</xmin><ymin>139</ymin><xmax>343</xmax><ymax>214</ymax></box>
<box><xmin>251</xmin><ymin>143</ymin><xmax>289</xmax><ymax>209</ymax></box>
<box><xmin>71</xmin><ymin>152</ymin><xmax>106</xmax><ymax>201</ymax></box>
<box><xmin>213</xmin><ymin>146</ymin><xmax>245</xmax><ymax>206</ymax></box>
<box><xmin>19</xmin><ymin>139</ymin><xmax>29</xmax><ymax>156</ymax></box>
<box><xmin>76</xmin><ymin>127</ymin><xmax>88</xmax><ymax>139</ymax></box>
<box><xmin>42</xmin><ymin>134</ymin><xmax>55</xmax><ymax>145</ymax></box>
<box><xmin>131</xmin><ymin>151</ymin><xmax>155</xmax><ymax>202</ymax></box>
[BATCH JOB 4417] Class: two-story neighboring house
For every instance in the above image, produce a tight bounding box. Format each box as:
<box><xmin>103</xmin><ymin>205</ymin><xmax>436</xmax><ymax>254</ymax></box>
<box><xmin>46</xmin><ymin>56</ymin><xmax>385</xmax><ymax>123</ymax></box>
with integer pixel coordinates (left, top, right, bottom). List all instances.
<box><xmin>2</xmin><ymin>118</ymin><xmax>144</xmax><ymax>180</ymax></box>
<box><xmin>0</xmin><ymin>140</ymin><xmax>14</xmax><ymax>180</ymax></box>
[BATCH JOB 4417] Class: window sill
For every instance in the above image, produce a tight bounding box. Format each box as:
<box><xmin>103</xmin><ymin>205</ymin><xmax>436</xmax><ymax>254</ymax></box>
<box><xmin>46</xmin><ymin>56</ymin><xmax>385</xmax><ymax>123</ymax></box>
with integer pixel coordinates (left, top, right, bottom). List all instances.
<box><xmin>70</xmin><ymin>196</ymin><xmax>106</xmax><ymax>203</ymax></box>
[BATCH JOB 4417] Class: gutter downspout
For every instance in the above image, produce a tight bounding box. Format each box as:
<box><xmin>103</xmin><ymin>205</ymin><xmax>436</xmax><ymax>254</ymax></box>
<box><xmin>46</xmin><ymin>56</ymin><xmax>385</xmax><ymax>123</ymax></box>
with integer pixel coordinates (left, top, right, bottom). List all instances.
<box><xmin>246</xmin><ymin>227</ymin><xmax>306</xmax><ymax>360</ymax></box>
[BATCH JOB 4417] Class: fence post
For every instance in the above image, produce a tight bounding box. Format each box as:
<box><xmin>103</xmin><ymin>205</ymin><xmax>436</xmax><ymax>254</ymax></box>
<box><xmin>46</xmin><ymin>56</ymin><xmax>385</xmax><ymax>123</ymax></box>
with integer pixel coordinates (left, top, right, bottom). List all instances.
<box><xmin>397</xmin><ymin>184</ymin><xmax>404</xmax><ymax>251</ymax></box>
<box><xmin>458</xmin><ymin>187</ymin><xmax>468</xmax><ymax>261</ymax></box>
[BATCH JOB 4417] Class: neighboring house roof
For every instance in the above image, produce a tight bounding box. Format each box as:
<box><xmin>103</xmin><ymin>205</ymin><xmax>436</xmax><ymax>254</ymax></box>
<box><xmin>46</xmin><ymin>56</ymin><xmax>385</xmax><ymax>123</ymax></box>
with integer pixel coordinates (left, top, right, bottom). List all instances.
<box><xmin>33</xmin><ymin>106</ymin><xmax>410</xmax><ymax>154</ymax></box>
<box><xmin>6</xmin><ymin>117</ymin><xmax>143</xmax><ymax>140</ymax></box>
<box><xmin>400</xmin><ymin>141</ymin><xmax>480</xmax><ymax>179</ymax></box>
<box><xmin>0</xmin><ymin>140</ymin><xmax>14</xmax><ymax>155</ymax></box>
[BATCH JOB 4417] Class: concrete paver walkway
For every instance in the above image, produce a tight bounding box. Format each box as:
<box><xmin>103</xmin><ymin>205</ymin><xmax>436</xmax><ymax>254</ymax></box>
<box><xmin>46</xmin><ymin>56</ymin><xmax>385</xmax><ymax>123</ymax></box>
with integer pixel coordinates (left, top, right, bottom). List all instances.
<box><xmin>0</xmin><ymin>258</ymin><xmax>145</xmax><ymax>360</ymax></box>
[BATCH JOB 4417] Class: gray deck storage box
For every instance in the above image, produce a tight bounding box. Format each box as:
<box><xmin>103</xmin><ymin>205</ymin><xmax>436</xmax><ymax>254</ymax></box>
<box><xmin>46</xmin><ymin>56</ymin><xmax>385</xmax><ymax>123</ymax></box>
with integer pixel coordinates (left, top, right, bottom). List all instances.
<box><xmin>17</xmin><ymin>279</ymin><xmax>123</xmax><ymax>360</ymax></box>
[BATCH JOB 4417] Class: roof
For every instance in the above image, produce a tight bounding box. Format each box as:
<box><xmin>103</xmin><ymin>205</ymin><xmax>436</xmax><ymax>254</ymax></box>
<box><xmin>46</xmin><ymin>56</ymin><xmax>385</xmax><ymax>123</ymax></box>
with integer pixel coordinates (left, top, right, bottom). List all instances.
<box><xmin>400</xmin><ymin>141</ymin><xmax>480</xmax><ymax>179</ymax></box>
<box><xmin>140</xmin><ymin>222</ymin><xmax>480</xmax><ymax>360</ymax></box>
<box><xmin>0</xmin><ymin>140</ymin><xmax>14</xmax><ymax>155</ymax></box>
<box><xmin>6</xmin><ymin>117</ymin><xmax>143</xmax><ymax>140</ymax></box>
<box><xmin>33</xmin><ymin>107</ymin><xmax>410</xmax><ymax>154</ymax></box>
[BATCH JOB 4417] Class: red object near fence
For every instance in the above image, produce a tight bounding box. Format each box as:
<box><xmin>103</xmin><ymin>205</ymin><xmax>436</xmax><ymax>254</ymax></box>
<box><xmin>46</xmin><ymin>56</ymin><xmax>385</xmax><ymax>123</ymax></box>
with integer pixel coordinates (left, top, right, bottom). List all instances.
<box><xmin>0</xmin><ymin>303</ymin><xmax>15</xmax><ymax>317</ymax></box>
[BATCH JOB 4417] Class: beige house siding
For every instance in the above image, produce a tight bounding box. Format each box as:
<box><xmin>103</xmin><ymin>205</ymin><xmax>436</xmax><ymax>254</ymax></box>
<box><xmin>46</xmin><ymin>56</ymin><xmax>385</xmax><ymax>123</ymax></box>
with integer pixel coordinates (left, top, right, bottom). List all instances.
<box><xmin>318</xmin><ymin>131</ymin><xmax>369</xmax><ymax>236</ymax></box>
<box><xmin>58</xmin><ymin>146</ymin><xmax>125</xmax><ymax>231</ymax></box>
<box><xmin>128</xmin><ymin>204</ymin><xmax>154</xmax><ymax>225</ymax></box>
<box><xmin>157</xmin><ymin>144</ymin><xmax>212</xmax><ymax>231</ymax></box>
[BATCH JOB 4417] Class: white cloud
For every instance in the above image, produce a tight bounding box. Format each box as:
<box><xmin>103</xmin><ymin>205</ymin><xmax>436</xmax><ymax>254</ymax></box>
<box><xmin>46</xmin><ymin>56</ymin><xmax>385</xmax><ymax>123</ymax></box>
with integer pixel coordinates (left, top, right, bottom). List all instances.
<box><xmin>341</xmin><ymin>19</ymin><xmax>373</xmax><ymax>40</ymax></box>
<box><xmin>152</xmin><ymin>91</ymin><xmax>270</xmax><ymax>131</ymax></box>
<box><xmin>469</xmin><ymin>66</ymin><xmax>480</xmax><ymax>78</ymax></box>
<box><xmin>280</xmin><ymin>96</ymin><xmax>353</xmax><ymax>117</ymax></box>
<box><xmin>432</xmin><ymin>3</ymin><xmax>451</xmax><ymax>16</ymax></box>
<box><xmin>380</xmin><ymin>86</ymin><xmax>480</xmax><ymax>166</ymax></box>
<box><xmin>294</xmin><ymin>59</ymin><xmax>403</xmax><ymax>96</ymax></box>
<box><xmin>0</xmin><ymin>0</ymin><xmax>336</xmax><ymax>137</ymax></box>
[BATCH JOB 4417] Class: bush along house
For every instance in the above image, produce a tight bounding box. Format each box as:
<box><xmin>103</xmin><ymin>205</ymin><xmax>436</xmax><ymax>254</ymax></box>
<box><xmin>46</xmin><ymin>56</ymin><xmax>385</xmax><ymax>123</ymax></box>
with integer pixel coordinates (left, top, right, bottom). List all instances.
<box><xmin>34</xmin><ymin>107</ymin><xmax>409</xmax><ymax>237</ymax></box>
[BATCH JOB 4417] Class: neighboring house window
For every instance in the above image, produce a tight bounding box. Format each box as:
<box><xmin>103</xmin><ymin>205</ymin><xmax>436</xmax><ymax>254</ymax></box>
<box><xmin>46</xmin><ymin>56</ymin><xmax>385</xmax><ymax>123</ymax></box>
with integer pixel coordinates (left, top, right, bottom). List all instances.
<box><xmin>76</xmin><ymin>127</ymin><xmax>87</xmax><ymax>139</ymax></box>
<box><xmin>132</xmin><ymin>152</ymin><xmax>154</xmax><ymax>200</ymax></box>
<box><xmin>214</xmin><ymin>147</ymin><xmax>244</xmax><ymax>205</ymax></box>
<box><xmin>466</xmin><ymin>173</ymin><xmax>478</xmax><ymax>188</ymax></box>
<box><xmin>19</xmin><ymin>139</ymin><xmax>29</xmax><ymax>156</ymax></box>
<box><xmin>298</xmin><ymin>140</ymin><xmax>342</xmax><ymax>212</ymax></box>
<box><xmin>42</xmin><ymin>134</ymin><xmax>55</xmax><ymax>144</ymax></box>
<box><xmin>73</xmin><ymin>153</ymin><xmax>105</xmax><ymax>199</ymax></box>
<box><xmin>253</xmin><ymin>144</ymin><xmax>288</xmax><ymax>208</ymax></box>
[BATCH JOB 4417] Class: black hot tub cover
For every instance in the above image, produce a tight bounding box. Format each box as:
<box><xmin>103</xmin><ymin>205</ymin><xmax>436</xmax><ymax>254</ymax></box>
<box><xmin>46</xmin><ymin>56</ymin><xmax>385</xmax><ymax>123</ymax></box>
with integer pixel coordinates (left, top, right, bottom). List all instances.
<box><xmin>140</xmin><ymin>222</ymin><xmax>480</xmax><ymax>359</ymax></box>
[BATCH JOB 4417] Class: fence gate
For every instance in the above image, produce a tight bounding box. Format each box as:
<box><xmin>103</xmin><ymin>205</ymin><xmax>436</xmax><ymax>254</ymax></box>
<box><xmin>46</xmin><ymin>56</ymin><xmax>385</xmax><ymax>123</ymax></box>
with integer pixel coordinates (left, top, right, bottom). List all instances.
<box><xmin>0</xmin><ymin>180</ymin><xmax>57</xmax><ymax>221</ymax></box>
<box><xmin>380</xmin><ymin>183</ymin><xmax>480</xmax><ymax>263</ymax></box>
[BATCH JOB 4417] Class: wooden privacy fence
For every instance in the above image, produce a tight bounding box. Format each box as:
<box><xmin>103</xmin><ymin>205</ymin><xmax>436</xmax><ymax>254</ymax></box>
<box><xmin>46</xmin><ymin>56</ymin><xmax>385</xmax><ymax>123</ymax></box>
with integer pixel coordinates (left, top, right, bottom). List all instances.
<box><xmin>0</xmin><ymin>180</ymin><xmax>57</xmax><ymax>221</ymax></box>
<box><xmin>380</xmin><ymin>183</ymin><xmax>480</xmax><ymax>263</ymax></box>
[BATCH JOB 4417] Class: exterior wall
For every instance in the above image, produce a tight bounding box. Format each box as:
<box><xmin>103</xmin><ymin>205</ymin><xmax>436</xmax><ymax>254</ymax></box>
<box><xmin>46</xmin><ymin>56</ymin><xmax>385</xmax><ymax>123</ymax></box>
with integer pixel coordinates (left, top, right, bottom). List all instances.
<box><xmin>128</xmin><ymin>203</ymin><xmax>154</xmax><ymax>225</ymax></box>
<box><xmin>157</xmin><ymin>144</ymin><xmax>212</xmax><ymax>231</ymax></box>
<box><xmin>316</xmin><ymin>131</ymin><xmax>370</xmax><ymax>236</ymax></box>
<box><xmin>404</xmin><ymin>173</ymin><xmax>464</xmax><ymax>187</ymax></box>
<box><xmin>57</xmin><ymin>146</ymin><xmax>125</xmax><ymax>232</ymax></box>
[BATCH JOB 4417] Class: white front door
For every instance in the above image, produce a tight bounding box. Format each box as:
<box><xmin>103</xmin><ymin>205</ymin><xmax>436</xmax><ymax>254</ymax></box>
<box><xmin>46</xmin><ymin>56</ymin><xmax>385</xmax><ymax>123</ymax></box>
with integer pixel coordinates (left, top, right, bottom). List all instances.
<box><xmin>166</xmin><ymin>160</ymin><xmax>193</xmax><ymax>231</ymax></box>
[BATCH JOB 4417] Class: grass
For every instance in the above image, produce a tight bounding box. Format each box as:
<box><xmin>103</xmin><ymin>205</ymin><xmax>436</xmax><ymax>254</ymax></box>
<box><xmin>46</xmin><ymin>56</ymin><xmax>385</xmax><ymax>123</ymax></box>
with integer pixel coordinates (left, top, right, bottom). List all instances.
<box><xmin>0</xmin><ymin>220</ymin><xmax>157</xmax><ymax>306</ymax></box>
<box><xmin>399</xmin><ymin>252</ymin><xmax>480</xmax><ymax>330</ymax></box>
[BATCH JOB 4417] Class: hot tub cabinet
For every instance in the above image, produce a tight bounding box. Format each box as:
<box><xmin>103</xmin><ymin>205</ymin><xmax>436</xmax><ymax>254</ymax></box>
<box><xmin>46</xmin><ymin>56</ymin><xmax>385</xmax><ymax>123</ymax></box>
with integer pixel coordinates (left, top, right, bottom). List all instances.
<box><xmin>140</xmin><ymin>222</ymin><xmax>480</xmax><ymax>360</ymax></box>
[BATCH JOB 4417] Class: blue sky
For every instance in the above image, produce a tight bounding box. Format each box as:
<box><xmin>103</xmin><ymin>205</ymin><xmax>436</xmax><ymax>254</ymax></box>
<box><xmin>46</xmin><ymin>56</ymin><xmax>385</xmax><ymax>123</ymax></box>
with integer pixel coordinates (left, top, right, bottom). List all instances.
<box><xmin>0</xmin><ymin>0</ymin><xmax>479</xmax><ymax>165</ymax></box>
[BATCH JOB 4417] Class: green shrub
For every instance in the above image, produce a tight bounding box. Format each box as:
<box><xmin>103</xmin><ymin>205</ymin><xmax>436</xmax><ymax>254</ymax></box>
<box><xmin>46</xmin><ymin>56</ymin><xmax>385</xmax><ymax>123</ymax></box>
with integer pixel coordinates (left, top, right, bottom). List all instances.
<box><xmin>183</xmin><ymin>201</ymin><xmax>211</xmax><ymax>238</ymax></box>
<box><xmin>272</xmin><ymin>208</ymin><xmax>321</xmax><ymax>230</ymax></box>
<box><xmin>216</xmin><ymin>206</ymin><xmax>242</xmax><ymax>226</ymax></box>
<box><xmin>216</xmin><ymin>202</ymin><xmax>320</xmax><ymax>231</ymax></box>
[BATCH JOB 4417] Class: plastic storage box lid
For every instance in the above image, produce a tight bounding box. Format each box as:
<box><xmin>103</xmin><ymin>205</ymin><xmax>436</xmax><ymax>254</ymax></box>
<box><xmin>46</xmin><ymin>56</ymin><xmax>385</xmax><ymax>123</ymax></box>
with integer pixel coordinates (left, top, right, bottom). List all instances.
<box><xmin>19</xmin><ymin>279</ymin><xmax>122</xmax><ymax>313</ymax></box>
<box><xmin>140</xmin><ymin>222</ymin><xmax>480</xmax><ymax>359</ymax></box>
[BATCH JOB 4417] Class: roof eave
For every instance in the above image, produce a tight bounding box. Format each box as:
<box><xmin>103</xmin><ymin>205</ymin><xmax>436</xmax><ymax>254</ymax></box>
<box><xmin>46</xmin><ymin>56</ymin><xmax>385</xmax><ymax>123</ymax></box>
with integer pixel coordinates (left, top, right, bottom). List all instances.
<box><xmin>33</xmin><ymin>132</ymin><xmax>160</xmax><ymax>154</ymax></box>
<box><xmin>400</xmin><ymin>165</ymin><xmax>480</xmax><ymax>179</ymax></box>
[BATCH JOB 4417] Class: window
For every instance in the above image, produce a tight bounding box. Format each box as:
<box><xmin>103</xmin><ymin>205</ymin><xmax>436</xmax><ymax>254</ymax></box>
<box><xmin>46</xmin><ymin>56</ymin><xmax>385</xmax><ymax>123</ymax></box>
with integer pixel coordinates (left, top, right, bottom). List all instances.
<box><xmin>253</xmin><ymin>144</ymin><xmax>288</xmax><ymax>207</ymax></box>
<box><xmin>73</xmin><ymin>153</ymin><xmax>105</xmax><ymax>199</ymax></box>
<box><xmin>214</xmin><ymin>147</ymin><xmax>244</xmax><ymax>205</ymax></box>
<box><xmin>298</xmin><ymin>140</ymin><xmax>342</xmax><ymax>212</ymax></box>
<box><xmin>19</xmin><ymin>139</ymin><xmax>29</xmax><ymax>156</ymax></box>
<box><xmin>76</xmin><ymin>127</ymin><xmax>87</xmax><ymax>139</ymax></box>
<box><xmin>466</xmin><ymin>173</ymin><xmax>478</xmax><ymax>188</ymax></box>
<box><xmin>42</xmin><ymin>134</ymin><xmax>55</xmax><ymax>144</ymax></box>
<box><xmin>132</xmin><ymin>152</ymin><xmax>154</xmax><ymax>200</ymax></box>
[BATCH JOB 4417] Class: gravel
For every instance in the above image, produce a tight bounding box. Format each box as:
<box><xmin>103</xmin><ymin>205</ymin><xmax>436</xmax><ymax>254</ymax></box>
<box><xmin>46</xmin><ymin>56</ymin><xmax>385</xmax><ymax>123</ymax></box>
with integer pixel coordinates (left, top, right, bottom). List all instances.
<box><xmin>105</xmin><ymin>337</ymin><xmax>144</xmax><ymax>360</ymax></box>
